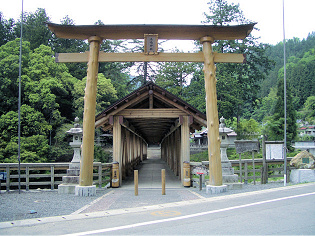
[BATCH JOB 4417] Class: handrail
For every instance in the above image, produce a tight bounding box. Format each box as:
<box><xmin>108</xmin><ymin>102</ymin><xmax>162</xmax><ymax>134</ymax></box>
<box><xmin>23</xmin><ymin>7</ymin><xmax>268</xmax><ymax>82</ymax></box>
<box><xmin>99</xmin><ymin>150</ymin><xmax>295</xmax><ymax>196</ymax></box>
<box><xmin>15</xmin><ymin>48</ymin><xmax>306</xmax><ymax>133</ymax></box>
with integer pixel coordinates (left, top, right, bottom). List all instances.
<box><xmin>0</xmin><ymin>162</ymin><xmax>112</xmax><ymax>191</ymax></box>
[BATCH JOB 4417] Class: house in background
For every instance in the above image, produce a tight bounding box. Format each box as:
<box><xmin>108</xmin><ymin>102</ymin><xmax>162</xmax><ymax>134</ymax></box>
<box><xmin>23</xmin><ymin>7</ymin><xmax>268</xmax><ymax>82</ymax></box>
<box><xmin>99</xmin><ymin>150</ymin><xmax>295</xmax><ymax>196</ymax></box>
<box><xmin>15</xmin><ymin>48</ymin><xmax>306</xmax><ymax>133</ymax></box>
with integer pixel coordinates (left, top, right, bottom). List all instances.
<box><xmin>294</xmin><ymin>125</ymin><xmax>315</xmax><ymax>155</ymax></box>
<box><xmin>191</xmin><ymin>123</ymin><xmax>237</xmax><ymax>148</ymax></box>
<box><xmin>299</xmin><ymin>125</ymin><xmax>315</xmax><ymax>137</ymax></box>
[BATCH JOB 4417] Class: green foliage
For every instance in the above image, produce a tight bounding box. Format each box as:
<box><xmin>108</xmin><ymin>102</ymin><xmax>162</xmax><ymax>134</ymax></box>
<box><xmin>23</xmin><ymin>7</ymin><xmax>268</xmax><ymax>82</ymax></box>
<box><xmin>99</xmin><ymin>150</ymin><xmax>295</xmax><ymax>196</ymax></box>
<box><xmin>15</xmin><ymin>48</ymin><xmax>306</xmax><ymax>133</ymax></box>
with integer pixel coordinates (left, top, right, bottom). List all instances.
<box><xmin>229</xmin><ymin>117</ymin><xmax>261</xmax><ymax>140</ymax></box>
<box><xmin>284</xmin><ymin>48</ymin><xmax>315</xmax><ymax>111</ymax></box>
<box><xmin>0</xmin><ymin>39</ymin><xmax>31</xmax><ymax>115</ymax></box>
<box><xmin>203</xmin><ymin>0</ymin><xmax>273</xmax><ymax>119</ymax></box>
<box><xmin>2</xmin><ymin>135</ymin><xmax>49</xmax><ymax>163</ymax></box>
<box><xmin>0</xmin><ymin>12</ymin><xmax>15</xmax><ymax>46</ymax></box>
<box><xmin>190</xmin><ymin>150</ymin><xmax>208</xmax><ymax>162</ymax></box>
<box><xmin>252</xmin><ymin>87</ymin><xmax>277</xmax><ymax>122</ymax></box>
<box><xmin>182</xmin><ymin>72</ymin><xmax>206</xmax><ymax>113</ymax></box>
<box><xmin>73</xmin><ymin>73</ymin><xmax>118</xmax><ymax>118</ymax></box>
<box><xmin>94</xmin><ymin>146</ymin><xmax>112</xmax><ymax>163</ymax></box>
<box><xmin>261</xmin><ymin>33</ymin><xmax>315</xmax><ymax>98</ymax></box>
<box><xmin>14</xmin><ymin>8</ymin><xmax>52</xmax><ymax>51</ymax></box>
<box><xmin>263</xmin><ymin>78</ymin><xmax>297</xmax><ymax>150</ymax></box>
<box><xmin>155</xmin><ymin>61</ymin><xmax>198</xmax><ymax>98</ymax></box>
<box><xmin>299</xmin><ymin>96</ymin><xmax>315</xmax><ymax>123</ymax></box>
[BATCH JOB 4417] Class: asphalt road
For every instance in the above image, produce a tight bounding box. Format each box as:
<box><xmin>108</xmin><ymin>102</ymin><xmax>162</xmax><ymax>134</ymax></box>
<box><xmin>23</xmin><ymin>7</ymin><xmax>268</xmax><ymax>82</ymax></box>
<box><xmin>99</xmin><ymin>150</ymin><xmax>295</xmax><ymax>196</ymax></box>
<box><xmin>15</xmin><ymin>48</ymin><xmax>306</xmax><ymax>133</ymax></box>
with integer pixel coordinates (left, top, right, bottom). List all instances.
<box><xmin>1</xmin><ymin>183</ymin><xmax>314</xmax><ymax>235</ymax></box>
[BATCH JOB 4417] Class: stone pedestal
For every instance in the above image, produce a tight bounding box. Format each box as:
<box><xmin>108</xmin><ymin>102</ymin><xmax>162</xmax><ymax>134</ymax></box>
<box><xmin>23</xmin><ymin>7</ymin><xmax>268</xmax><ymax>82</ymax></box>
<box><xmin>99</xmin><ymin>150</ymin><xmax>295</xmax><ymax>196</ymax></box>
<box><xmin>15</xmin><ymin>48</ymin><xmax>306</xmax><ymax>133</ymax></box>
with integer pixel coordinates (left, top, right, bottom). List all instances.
<box><xmin>221</xmin><ymin>146</ymin><xmax>243</xmax><ymax>190</ymax></box>
<box><xmin>58</xmin><ymin>117</ymin><xmax>83</xmax><ymax>194</ymax></box>
<box><xmin>75</xmin><ymin>185</ymin><xmax>96</xmax><ymax>196</ymax></box>
<box><xmin>58</xmin><ymin>162</ymin><xmax>80</xmax><ymax>194</ymax></box>
<box><xmin>290</xmin><ymin>169</ymin><xmax>315</xmax><ymax>184</ymax></box>
<box><xmin>206</xmin><ymin>184</ymin><xmax>227</xmax><ymax>194</ymax></box>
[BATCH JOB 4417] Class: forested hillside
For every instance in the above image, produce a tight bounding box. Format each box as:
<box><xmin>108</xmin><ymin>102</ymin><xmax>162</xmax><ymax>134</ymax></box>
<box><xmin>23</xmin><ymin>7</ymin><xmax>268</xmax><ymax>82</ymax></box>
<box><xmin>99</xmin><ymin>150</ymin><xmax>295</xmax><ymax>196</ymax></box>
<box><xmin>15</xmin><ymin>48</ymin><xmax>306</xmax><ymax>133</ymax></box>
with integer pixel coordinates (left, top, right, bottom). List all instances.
<box><xmin>0</xmin><ymin>0</ymin><xmax>314</xmax><ymax>163</ymax></box>
<box><xmin>253</xmin><ymin>34</ymin><xmax>315</xmax><ymax>125</ymax></box>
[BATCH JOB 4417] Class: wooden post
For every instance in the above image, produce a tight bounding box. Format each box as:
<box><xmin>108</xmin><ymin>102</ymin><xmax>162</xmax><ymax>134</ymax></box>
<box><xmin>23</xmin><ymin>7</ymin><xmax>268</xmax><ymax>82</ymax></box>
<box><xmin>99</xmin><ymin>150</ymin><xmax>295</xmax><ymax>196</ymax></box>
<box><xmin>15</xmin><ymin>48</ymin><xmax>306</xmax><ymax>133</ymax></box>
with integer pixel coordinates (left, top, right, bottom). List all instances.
<box><xmin>162</xmin><ymin>169</ymin><xmax>166</xmax><ymax>195</ymax></box>
<box><xmin>239</xmin><ymin>153</ymin><xmax>242</xmax><ymax>183</ymax></box>
<box><xmin>26</xmin><ymin>166</ymin><xmax>29</xmax><ymax>191</ymax></box>
<box><xmin>98</xmin><ymin>164</ymin><xmax>102</xmax><ymax>188</ymax></box>
<box><xmin>261</xmin><ymin>135</ymin><xmax>267</xmax><ymax>184</ymax></box>
<box><xmin>134</xmin><ymin>170</ymin><xmax>138</xmax><ymax>196</ymax></box>
<box><xmin>80</xmin><ymin>36</ymin><xmax>101</xmax><ymax>186</ymax></box>
<box><xmin>252</xmin><ymin>151</ymin><xmax>256</xmax><ymax>185</ymax></box>
<box><xmin>51</xmin><ymin>165</ymin><xmax>54</xmax><ymax>190</ymax></box>
<box><xmin>201</xmin><ymin>37</ymin><xmax>222</xmax><ymax>186</ymax></box>
<box><xmin>113</xmin><ymin>116</ymin><xmax>122</xmax><ymax>186</ymax></box>
<box><xmin>180</xmin><ymin>116</ymin><xmax>190</xmax><ymax>185</ymax></box>
<box><xmin>6</xmin><ymin>166</ymin><xmax>10</xmax><ymax>191</ymax></box>
<box><xmin>244</xmin><ymin>162</ymin><xmax>248</xmax><ymax>184</ymax></box>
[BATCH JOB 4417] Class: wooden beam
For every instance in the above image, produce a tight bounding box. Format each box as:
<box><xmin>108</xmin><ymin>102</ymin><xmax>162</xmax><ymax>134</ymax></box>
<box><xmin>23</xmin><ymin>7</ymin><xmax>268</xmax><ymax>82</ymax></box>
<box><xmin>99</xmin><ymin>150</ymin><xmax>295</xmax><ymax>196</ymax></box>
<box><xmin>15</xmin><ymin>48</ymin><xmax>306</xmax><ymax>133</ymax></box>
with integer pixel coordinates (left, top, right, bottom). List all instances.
<box><xmin>47</xmin><ymin>23</ymin><xmax>255</xmax><ymax>41</ymax></box>
<box><xmin>95</xmin><ymin>92</ymin><xmax>148</xmax><ymax>128</ymax></box>
<box><xmin>116</xmin><ymin>109</ymin><xmax>186</xmax><ymax>118</ymax></box>
<box><xmin>153</xmin><ymin>92</ymin><xmax>207</xmax><ymax>127</ymax></box>
<box><xmin>55</xmin><ymin>52</ymin><xmax>246</xmax><ymax>63</ymax></box>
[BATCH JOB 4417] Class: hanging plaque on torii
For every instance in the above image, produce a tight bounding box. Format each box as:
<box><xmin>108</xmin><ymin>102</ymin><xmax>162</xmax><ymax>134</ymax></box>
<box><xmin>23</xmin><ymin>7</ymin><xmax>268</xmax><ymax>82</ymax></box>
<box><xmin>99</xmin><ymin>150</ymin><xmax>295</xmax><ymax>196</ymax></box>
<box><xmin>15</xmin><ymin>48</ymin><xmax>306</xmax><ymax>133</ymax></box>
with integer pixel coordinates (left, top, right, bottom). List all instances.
<box><xmin>47</xmin><ymin>23</ymin><xmax>255</xmax><ymax>194</ymax></box>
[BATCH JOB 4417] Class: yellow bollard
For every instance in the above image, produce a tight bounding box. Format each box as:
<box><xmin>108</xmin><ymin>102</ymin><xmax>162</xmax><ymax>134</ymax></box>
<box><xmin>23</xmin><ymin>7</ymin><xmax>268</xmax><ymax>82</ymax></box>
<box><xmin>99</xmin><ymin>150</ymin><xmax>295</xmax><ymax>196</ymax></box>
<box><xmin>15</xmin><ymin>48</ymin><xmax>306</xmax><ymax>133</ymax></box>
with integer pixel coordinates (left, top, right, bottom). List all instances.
<box><xmin>162</xmin><ymin>169</ymin><xmax>165</xmax><ymax>195</ymax></box>
<box><xmin>183</xmin><ymin>161</ymin><xmax>191</xmax><ymax>187</ymax></box>
<box><xmin>134</xmin><ymin>170</ymin><xmax>138</xmax><ymax>196</ymax></box>
<box><xmin>112</xmin><ymin>162</ymin><xmax>120</xmax><ymax>188</ymax></box>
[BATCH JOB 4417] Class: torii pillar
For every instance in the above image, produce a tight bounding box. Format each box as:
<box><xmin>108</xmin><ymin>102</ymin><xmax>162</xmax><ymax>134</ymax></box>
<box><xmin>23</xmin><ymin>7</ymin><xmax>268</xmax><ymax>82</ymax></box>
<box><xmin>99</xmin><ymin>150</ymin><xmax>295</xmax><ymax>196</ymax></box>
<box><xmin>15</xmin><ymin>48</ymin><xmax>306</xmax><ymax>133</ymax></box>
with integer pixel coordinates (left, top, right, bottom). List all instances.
<box><xmin>200</xmin><ymin>37</ymin><xmax>224</xmax><ymax>192</ymax></box>
<box><xmin>75</xmin><ymin>36</ymin><xmax>102</xmax><ymax>196</ymax></box>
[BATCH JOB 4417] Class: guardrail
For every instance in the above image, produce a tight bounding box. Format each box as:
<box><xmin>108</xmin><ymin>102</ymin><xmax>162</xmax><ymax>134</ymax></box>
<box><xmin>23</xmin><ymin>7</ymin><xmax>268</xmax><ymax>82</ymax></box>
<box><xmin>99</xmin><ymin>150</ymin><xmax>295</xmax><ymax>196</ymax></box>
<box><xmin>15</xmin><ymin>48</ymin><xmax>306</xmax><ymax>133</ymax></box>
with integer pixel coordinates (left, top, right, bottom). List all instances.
<box><xmin>190</xmin><ymin>158</ymin><xmax>294</xmax><ymax>186</ymax></box>
<box><xmin>0</xmin><ymin>162</ymin><xmax>112</xmax><ymax>191</ymax></box>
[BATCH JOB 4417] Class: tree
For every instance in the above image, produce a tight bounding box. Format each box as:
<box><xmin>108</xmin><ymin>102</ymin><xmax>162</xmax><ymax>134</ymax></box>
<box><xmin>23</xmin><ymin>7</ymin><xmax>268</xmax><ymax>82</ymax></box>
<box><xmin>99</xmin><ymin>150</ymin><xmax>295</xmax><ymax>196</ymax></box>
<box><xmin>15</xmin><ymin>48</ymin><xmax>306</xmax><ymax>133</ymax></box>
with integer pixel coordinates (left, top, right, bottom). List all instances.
<box><xmin>298</xmin><ymin>96</ymin><xmax>315</xmax><ymax>124</ymax></box>
<box><xmin>285</xmin><ymin>48</ymin><xmax>315</xmax><ymax>110</ymax></box>
<box><xmin>203</xmin><ymin>0</ymin><xmax>273</xmax><ymax>120</ymax></box>
<box><xmin>252</xmin><ymin>87</ymin><xmax>277</xmax><ymax>122</ymax></box>
<box><xmin>264</xmin><ymin>78</ymin><xmax>296</xmax><ymax>150</ymax></box>
<box><xmin>0</xmin><ymin>105</ymin><xmax>51</xmax><ymax>163</ymax></box>
<box><xmin>0</xmin><ymin>12</ymin><xmax>15</xmax><ymax>46</ymax></box>
<box><xmin>155</xmin><ymin>60</ymin><xmax>198</xmax><ymax>98</ymax></box>
<box><xmin>50</xmin><ymin>16</ymin><xmax>89</xmax><ymax>80</ymax></box>
<box><xmin>0</xmin><ymin>39</ymin><xmax>31</xmax><ymax>115</ymax></box>
<box><xmin>229</xmin><ymin>117</ymin><xmax>261</xmax><ymax>140</ymax></box>
<box><xmin>0</xmin><ymin>39</ymin><xmax>78</xmax><ymax>163</ymax></box>
<box><xmin>261</xmin><ymin>33</ymin><xmax>315</xmax><ymax>98</ymax></box>
<box><xmin>14</xmin><ymin>8</ymin><xmax>52</xmax><ymax>51</ymax></box>
<box><xmin>73</xmin><ymin>73</ymin><xmax>118</xmax><ymax>119</ymax></box>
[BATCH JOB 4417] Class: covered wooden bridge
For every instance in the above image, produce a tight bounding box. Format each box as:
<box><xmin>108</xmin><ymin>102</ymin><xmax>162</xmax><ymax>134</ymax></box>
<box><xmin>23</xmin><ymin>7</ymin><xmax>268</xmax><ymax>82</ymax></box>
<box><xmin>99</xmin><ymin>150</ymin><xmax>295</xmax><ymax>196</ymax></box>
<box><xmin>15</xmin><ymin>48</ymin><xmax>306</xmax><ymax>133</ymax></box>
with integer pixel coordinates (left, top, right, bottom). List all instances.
<box><xmin>95</xmin><ymin>82</ymin><xmax>207</xmax><ymax>186</ymax></box>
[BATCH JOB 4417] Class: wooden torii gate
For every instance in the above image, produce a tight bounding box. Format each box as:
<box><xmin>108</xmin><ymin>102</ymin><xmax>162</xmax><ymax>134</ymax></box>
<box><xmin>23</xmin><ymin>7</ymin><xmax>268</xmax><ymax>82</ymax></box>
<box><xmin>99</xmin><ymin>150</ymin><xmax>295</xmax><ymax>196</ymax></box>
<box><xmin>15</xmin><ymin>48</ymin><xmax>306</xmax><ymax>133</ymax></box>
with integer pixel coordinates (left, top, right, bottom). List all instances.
<box><xmin>48</xmin><ymin>23</ymin><xmax>254</xmax><ymax>196</ymax></box>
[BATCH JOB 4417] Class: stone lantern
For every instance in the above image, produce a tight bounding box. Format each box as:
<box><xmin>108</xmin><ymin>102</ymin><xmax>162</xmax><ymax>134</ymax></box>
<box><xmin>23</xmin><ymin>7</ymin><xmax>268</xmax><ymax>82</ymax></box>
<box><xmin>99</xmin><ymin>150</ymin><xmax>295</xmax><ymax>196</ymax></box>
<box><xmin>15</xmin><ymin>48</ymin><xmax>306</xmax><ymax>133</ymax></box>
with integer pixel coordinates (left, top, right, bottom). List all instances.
<box><xmin>219</xmin><ymin>116</ymin><xmax>233</xmax><ymax>162</ymax></box>
<box><xmin>218</xmin><ymin>117</ymin><xmax>242</xmax><ymax>189</ymax></box>
<box><xmin>58</xmin><ymin>117</ymin><xmax>83</xmax><ymax>194</ymax></box>
<box><xmin>67</xmin><ymin>117</ymin><xmax>83</xmax><ymax>165</ymax></box>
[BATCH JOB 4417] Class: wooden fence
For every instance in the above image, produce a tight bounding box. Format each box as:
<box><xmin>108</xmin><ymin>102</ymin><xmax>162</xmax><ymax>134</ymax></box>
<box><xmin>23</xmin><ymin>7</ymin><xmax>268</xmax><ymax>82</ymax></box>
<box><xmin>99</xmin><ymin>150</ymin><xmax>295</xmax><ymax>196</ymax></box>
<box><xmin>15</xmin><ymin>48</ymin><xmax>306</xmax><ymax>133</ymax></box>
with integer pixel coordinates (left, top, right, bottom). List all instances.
<box><xmin>0</xmin><ymin>162</ymin><xmax>112</xmax><ymax>191</ymax></box>
<box><xmin>190</xmin><ymin>158</ymin><xmax>294</xmax><ymax>186</ymax></box>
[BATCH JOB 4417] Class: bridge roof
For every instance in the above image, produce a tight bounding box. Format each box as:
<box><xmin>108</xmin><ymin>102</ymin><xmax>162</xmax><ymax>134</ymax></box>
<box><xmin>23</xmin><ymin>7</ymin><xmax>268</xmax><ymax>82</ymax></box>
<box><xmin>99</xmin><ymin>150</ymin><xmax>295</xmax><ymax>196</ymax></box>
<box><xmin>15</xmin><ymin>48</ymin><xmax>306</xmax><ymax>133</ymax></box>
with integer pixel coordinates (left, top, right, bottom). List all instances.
<box><xmin>47</xmin><ymin>23</ymin><xmax>255</xmax><ymax>41</ymax></box>
<box><xmin>95</xmin><ymin>82</ymin><xmax>207</xmax><ymax>145</ymax></box>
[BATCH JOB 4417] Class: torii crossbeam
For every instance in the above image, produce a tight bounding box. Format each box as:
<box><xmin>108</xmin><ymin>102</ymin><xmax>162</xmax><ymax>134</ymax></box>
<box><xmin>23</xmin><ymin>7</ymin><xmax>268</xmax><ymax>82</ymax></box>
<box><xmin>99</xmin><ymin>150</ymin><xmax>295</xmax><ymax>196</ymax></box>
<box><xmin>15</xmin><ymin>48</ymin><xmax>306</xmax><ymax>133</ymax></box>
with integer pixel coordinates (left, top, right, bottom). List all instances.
<box><xmin>47</xmin><ymin>23</ymin><xmax>255</xmax><ymax>196</ymax></box>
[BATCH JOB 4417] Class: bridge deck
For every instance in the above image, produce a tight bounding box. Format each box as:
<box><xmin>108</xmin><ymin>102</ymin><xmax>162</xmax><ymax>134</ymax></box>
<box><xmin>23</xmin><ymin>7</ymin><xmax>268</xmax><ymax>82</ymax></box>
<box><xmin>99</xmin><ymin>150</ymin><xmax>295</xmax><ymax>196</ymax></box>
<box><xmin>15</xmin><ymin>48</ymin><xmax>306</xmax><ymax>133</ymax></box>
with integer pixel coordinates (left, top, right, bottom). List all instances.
<box><xmin>121</xmin><ymin>150</ymin><xmax>181</xmax><ymax>189</ymax></box>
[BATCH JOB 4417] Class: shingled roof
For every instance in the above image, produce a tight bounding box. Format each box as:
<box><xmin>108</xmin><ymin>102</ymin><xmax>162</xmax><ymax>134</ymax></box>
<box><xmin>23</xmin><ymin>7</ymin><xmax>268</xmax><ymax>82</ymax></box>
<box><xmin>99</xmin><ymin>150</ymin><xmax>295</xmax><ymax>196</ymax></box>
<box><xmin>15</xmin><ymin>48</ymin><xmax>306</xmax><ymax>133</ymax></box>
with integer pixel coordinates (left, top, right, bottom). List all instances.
<box><xmin>95</xmin><ymin>82</ymin><xmax>207</xmax><ymax>145</ymax></box>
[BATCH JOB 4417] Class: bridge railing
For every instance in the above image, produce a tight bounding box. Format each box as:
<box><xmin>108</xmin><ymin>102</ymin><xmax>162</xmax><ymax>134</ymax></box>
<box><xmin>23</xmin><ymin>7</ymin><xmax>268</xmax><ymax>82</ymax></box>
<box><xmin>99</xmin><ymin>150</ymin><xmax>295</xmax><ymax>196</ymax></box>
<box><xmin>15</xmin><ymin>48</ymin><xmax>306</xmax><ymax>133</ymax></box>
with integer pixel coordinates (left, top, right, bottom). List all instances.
<box><xmin>0</xmin><ymin>162</ymin><xmax>112</xmax><ymax>191</ymax></box>
<box><xmin>190</xmin><ymin>158</ymin><xmax>294</xmax><ymax>186</ymax></box>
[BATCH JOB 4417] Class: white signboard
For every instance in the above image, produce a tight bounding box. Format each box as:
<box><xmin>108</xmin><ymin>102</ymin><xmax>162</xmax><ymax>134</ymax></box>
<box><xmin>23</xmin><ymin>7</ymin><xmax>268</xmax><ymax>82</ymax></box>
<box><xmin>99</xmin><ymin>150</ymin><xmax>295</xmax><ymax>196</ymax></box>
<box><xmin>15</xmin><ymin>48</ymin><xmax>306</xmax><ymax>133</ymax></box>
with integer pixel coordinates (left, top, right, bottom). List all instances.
<box><xmin>266</xmin><ymin>143</ymin><xmax>284</xmax><ymax>160</ymax></box>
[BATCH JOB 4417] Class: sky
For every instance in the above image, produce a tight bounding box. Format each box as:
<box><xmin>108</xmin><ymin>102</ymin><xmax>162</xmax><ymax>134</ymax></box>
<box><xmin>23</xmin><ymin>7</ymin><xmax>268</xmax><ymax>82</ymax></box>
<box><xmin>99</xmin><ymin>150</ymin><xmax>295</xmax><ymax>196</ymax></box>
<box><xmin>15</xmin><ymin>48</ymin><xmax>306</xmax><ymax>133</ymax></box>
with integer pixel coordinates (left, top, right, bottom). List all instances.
<box><xmin>1</xmin><ymin>0</ymin><xmax>314</xmax><ymax>50</ymax></box>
